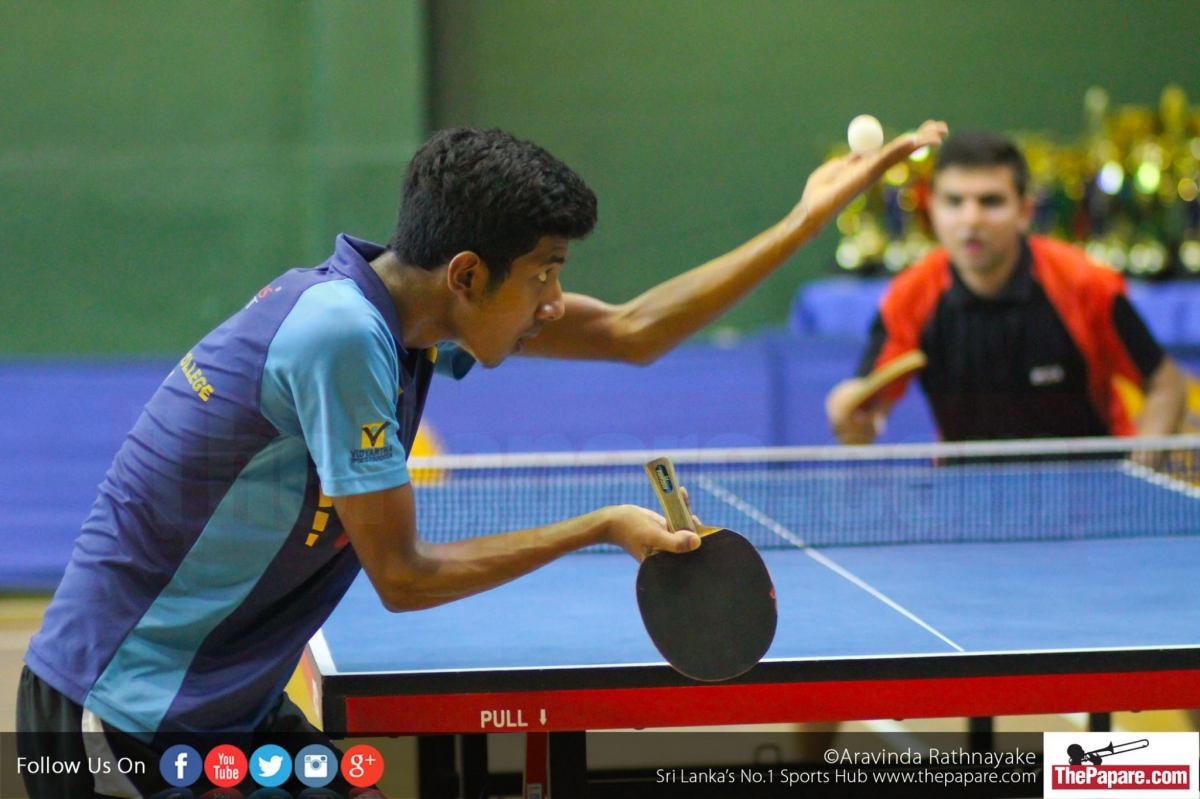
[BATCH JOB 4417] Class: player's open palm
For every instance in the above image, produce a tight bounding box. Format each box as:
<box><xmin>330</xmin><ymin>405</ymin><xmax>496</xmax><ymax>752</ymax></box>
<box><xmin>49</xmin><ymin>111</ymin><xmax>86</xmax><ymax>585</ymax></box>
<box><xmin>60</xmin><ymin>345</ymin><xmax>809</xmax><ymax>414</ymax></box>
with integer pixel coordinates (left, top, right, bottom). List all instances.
<box><xmin>796</xmin><ymin>119</ymin><xmax>948</xmax><ymax>232</ymax></box>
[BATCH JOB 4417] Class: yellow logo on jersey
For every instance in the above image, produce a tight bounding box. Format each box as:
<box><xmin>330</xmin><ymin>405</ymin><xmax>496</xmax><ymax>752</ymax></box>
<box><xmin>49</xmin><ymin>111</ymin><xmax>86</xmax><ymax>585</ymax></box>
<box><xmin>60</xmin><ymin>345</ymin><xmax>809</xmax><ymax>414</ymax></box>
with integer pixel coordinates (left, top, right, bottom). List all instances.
<box><xmin>361</xmin><ymin>422</ymin><xmax>388</xmax><ymax>449</ymax></box>
<box><xmin>179</xmin><ymin>351</ymin><xmax>216</xmax><ymax>402</ymax></box>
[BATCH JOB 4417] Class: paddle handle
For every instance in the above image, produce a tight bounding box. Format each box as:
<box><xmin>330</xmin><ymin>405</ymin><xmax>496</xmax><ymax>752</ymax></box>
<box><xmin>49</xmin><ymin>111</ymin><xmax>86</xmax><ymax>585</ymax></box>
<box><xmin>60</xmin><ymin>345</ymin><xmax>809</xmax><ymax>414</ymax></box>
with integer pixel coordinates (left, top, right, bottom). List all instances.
<box><xmin>644</xmin><ymin>456</ymin><xmax>693</xmax><ymax>533</ymax></box>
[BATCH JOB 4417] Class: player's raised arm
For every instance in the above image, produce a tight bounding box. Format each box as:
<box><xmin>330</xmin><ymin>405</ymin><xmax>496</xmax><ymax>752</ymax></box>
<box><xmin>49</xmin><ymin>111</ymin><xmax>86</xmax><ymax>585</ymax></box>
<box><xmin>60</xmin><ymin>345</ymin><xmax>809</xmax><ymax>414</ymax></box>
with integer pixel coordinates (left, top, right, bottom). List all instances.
<box><xmin>522</xmin><ymin>120</ymin><xmax>948</xmax><ymax>364</ymax></box>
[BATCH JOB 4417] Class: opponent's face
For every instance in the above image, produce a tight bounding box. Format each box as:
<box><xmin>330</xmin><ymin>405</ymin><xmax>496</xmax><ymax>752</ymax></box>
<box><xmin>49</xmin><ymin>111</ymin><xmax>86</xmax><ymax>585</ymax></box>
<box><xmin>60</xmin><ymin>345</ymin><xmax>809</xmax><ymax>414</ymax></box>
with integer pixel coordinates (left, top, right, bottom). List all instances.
<box><xmin>450</xmin><ymin>236</ymin><xmax>567</xmax><ymax>367</ymax></box>
<box><xmin>930</xmin><ymin>165</ymin><xmax>1033</xmax><ymax>277</ymax></box>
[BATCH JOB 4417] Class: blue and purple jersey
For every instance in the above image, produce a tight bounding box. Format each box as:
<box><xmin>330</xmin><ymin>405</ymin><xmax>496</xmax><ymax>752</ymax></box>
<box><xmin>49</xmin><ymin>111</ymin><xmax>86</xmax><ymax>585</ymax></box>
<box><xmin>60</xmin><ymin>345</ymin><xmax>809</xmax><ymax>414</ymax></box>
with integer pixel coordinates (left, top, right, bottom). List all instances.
<box><xmin>27</xmin><ymin>235</ymin><xmax>472</xmax><ymax>735</ymax></box>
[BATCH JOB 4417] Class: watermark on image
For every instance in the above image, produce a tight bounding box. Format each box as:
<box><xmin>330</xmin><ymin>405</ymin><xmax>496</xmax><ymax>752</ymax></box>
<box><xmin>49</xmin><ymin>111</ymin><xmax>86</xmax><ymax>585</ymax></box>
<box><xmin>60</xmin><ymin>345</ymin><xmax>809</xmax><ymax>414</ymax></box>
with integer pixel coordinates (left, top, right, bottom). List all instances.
<box><xmin>1045</xmin><ymin>731</ymin><xmax>1199</xmax><ymax>798</ymax></box>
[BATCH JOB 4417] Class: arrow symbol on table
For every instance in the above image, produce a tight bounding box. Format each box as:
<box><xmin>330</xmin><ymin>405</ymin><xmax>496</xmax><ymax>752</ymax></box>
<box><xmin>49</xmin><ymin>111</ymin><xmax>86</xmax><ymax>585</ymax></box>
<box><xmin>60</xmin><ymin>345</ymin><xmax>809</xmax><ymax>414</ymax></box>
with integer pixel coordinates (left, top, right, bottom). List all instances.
<box><xmin>540</xmin><ymin>709</ymin><xmax>546</xmax><ymax>725</ymax></box>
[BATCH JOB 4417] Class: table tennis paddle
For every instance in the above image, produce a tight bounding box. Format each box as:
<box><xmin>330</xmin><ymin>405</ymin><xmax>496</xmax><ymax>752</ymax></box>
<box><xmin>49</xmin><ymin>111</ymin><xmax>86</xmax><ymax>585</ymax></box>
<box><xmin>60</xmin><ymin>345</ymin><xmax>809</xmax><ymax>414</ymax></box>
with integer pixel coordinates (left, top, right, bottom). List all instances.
<box><xmin>843</xmin><ymin>349</ymin><xmax>926</xmax><ymax>413</ymax></box>
<box><xmin>636</xmin><ymin>456</ymin><xmax>777</xmax><ymax>682</ymax></box>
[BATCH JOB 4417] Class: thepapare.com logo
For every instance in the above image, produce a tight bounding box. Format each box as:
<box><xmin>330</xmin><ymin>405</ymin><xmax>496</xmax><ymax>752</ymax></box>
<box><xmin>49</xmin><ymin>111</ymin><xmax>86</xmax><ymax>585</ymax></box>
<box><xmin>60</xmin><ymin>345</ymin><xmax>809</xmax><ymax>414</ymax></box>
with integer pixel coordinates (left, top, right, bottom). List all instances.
<box><xmin>1044</xmin><ymin>732</ymin><xmax>1199</xmax><ymax>798</ymax></box>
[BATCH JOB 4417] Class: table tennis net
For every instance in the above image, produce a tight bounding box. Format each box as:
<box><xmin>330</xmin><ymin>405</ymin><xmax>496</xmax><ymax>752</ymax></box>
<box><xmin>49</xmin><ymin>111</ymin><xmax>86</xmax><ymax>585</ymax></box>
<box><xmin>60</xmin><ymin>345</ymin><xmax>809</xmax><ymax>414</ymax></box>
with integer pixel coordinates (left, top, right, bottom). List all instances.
<box><xmin>407</xmin><ymin>436</ymin><xmax>1200</xmax><ymax>549</ymax></box>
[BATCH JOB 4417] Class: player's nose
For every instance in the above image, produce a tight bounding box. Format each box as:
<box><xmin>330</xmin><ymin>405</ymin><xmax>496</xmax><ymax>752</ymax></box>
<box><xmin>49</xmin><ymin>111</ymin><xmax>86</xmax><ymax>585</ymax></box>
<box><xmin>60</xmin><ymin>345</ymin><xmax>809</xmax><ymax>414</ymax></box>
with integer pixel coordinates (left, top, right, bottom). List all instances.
<box><xmin>536</xmin><ymin>282</ymin><xmax>565</xmax><ymax>321</ymax></box>
<box><xmin>961</xmin><ymin>199</ymin><xmax>984</xmax><ymax>225</ymax></box>
<box><xmin>537</xmin><ymin>299</ymin><xmax>565</xmax><ymax>322</ymax></box>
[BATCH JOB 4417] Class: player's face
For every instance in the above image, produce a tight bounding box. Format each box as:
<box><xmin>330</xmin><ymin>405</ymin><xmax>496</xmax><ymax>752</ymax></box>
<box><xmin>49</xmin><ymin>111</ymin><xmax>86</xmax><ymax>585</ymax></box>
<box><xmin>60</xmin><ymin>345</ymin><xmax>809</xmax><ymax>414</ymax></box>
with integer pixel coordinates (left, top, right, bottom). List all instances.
<box><xmin>460</xmin><ymin>235</ymin><xmax>567</xmax><ymax>367</ymax></box>
<box><xmin>930</xmin><ymin>165</ymin><xmax>1033</xmax><ymax>277</ymax></box>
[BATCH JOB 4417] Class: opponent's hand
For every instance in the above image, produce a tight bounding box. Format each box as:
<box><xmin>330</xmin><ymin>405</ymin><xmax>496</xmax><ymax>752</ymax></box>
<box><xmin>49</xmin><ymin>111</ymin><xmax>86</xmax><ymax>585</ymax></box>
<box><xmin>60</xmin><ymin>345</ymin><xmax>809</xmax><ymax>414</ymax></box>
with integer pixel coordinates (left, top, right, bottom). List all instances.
<box><xmin>826</xmin><ymin>378</ymin><xmax>884</xmax><ymax>445</ymax></box>
<box><xmin>602</xmin><ymin>504</ymin><xmax>701</xmax><ymax>561</ymax></box>
<box><xmin>795</xmin><ymin>119</ymin><xmax>948</xmax><ymax>232</ymax></box>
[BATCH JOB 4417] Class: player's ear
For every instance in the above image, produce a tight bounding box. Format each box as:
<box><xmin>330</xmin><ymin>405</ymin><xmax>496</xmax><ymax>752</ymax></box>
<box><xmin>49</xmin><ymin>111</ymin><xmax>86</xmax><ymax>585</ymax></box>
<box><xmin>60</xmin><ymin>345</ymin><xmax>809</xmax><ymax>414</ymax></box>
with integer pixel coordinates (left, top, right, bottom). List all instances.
<box><xmin>446</xmin><ymin>251</ymin><xmax>490</xmax><ymax>299</ymax></box>
<box><xmin>1017</xmin><ymin>193</ymin><xmax>1035</xmax><ymax>234</ymax></box>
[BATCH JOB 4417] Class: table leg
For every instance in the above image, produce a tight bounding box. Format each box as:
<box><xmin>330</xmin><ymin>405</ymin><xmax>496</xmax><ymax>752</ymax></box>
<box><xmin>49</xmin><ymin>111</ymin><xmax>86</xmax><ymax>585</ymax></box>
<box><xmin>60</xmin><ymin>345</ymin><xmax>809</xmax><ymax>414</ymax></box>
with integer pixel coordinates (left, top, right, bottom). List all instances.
<box><xmin>1089</xmin><ymin>713</ymin><xmax>1112</xmax><ymax>732</ymax></box>
<box><xmin>461</xmin><ymin>733</ymin><xmax>489</xmax><ymax>799</ymax></box>
<box><xmin>549</xmin><ymin>731</ymin><xmax>588</xmax><ymax>798</ymax></box>
<box><xmin>968</xmin><ymin>716</ymin><xmax>994</xmax><ymax>752</ymax></box>
<box><xmin>418</xmin><ymin>735</ymin><xmax>458</xmax><ymax>798</ymax></box>
<box><xmin>524</xmin><ymin>732</ymin><xmax>548</xmax><ymax>798</ymax></box>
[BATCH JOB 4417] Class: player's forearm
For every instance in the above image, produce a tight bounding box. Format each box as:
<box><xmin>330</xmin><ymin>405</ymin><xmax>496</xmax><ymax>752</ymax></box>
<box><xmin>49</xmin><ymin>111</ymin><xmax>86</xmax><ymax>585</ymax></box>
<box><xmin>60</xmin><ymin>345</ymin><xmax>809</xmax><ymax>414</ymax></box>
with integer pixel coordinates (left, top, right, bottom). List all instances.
<box><xmin>1136</xmin><ymin>358</ymin><xmax>1186</xmax><ymax>436</ymax></box>
<box><xmin>606</xmin><ymin>206</ymin><xmax>817</xmax><ymax>364</ymax></box>
<box><xmin>522</xmin><ymin>207</ymin><xmax>813</xmax><ymax>364</ymax></box>
<box><xmin>605</xmin><ymin>128</ymin><xmax>947</xmax><ymax>364</ymax></box>
<box><xmin>527</xmin><ymin>125</ymin><xmax>947</xmax><ymax>365</ymax></box>
<box><xmin>373</xmin><ymin>509</ymin><xmax>615</xmax><ymax>612</ymax></box>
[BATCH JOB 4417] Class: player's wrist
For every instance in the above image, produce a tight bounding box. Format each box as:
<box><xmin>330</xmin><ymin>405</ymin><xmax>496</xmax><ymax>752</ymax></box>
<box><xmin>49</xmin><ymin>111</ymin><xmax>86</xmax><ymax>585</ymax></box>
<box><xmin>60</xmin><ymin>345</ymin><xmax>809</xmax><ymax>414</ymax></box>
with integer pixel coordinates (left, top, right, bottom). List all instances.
<box><xmin>591</xmin><ymin>506</ymin><xmax>625</xmax><ymax>547</ymax></box>
<box><xmin>784</xmin><ymin>200</ymin><xmax>821</xmax><ymax>243</ymax></box>
<box><xmin>593</xmin><ymin>505</ymin><xmax>656</xmax><ymax>553</ymax></box>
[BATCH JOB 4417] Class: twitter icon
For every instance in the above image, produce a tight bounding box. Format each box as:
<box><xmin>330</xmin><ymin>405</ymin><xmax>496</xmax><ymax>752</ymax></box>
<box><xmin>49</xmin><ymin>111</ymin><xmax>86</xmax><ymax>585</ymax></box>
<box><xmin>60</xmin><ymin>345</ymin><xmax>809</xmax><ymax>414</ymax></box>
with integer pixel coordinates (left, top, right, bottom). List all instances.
<box><xmin>249</xmin><ymin>744</ymin><xmax>292</xmax><ymax>787</ymax></box>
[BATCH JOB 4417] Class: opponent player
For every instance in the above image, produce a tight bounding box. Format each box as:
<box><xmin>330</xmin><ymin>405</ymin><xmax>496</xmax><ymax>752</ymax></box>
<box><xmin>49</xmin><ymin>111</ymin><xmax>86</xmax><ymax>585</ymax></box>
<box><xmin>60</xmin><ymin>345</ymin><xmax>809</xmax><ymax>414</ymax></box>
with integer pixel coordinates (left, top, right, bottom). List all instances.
<box><xmin>826</xmin><ymin>129</ymin><xmax>1184</xmax><ymax>444</ymax></box>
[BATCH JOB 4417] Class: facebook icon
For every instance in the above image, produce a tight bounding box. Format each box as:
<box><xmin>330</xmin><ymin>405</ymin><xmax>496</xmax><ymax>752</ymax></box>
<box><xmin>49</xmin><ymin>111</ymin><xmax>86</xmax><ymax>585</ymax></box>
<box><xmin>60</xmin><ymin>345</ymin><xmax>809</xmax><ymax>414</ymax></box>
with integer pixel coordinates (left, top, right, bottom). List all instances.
<box><xmin>160</xmin><ymin>745</ymin><xmax>202</xmax><ymax>787</ymax></box>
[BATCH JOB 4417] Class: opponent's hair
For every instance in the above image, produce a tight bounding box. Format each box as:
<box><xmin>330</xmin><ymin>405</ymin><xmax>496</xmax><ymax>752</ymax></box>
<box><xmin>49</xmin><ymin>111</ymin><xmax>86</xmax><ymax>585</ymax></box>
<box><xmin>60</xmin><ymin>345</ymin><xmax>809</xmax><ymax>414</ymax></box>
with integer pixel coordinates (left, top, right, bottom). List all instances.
<box><xmin>934</xmin><ymin>129</ymin><xmax>1029</xmax><ymax>196</ymax></box>
<box><xmin>388</xmin><ymin>127</ymin><xmax>598</xmax><ymax>287</ymax></box>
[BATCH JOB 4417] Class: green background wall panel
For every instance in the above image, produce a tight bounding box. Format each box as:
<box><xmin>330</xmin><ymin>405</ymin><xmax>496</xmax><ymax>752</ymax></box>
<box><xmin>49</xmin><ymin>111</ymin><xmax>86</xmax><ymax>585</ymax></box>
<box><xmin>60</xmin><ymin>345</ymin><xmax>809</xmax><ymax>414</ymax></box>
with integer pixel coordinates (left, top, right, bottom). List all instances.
<box><xmin>429</xmin><ymin>0</ymin><xmax>1200</xmax><ymax>334</ymax></box>
<box><xmin>4</xmin><ymin>0</ymin><xmax>1200</xmax><ymax>354</ymax></box>
<box><xmin>1</xmin><ymin>0</ymin><xmax>425</xmax><ymax>355</ymax></box>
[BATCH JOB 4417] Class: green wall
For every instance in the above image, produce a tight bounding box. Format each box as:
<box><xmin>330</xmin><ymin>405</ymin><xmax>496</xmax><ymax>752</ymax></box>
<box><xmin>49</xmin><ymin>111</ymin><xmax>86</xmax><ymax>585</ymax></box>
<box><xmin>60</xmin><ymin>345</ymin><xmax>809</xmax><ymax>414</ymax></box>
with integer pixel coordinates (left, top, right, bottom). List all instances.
<box><xmin>430</xmin><ymin>0</ymin><xmax>1200</xmax><ymax>335</ymax></box>
<box><xmin>0</xmin><ymin>0</ymin><xmax>426</xmax><ymax>355</ymax></box>
<box><xmin>4</xmin><ymin>1</ymin><xmax>1200</xmax><ymax>354</ymax></box>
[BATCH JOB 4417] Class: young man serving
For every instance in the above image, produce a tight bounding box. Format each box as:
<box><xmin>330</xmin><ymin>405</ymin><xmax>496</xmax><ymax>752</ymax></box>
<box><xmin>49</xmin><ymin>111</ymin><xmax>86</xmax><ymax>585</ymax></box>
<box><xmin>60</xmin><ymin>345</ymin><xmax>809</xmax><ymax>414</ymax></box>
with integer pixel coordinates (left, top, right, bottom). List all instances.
<box><xmin>21</xmin><ymin>122</ymin><xmax>945</xmax><ymax>798</ymax></box>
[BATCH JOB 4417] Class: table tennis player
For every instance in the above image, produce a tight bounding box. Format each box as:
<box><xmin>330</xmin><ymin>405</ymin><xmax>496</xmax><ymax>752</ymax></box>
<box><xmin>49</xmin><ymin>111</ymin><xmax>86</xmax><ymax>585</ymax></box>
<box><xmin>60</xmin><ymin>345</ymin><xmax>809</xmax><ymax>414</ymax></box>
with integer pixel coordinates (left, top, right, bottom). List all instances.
<box><xmin>18</xmin><ymin>122</ymin><xmax>946</xmax><ymax>797</ymax></box>
<box><xmin>826</xmin><ymin>129</ymin><xmax>1185</xmax><ymax>445</ymax></box>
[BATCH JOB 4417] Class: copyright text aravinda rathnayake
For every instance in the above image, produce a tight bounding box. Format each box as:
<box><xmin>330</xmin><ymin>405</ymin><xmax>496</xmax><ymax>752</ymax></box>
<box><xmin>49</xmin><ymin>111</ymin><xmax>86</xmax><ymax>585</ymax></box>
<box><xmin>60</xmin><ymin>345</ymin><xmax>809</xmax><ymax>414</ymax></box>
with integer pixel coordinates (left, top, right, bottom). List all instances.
<box><xmin>655</xmin><ymin>747</ymin><xmax>1039</xmax><ymax>789</ymax></box>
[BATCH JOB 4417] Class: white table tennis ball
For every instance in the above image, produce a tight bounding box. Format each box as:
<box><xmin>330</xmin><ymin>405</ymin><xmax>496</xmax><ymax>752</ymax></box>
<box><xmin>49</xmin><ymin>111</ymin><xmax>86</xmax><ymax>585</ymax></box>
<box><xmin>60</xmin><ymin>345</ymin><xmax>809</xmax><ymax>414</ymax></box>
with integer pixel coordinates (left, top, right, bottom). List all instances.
<box><xmin>847</xmin><ymin>114</ymin><xmax>884</xmax><ymax>154</ymax></box>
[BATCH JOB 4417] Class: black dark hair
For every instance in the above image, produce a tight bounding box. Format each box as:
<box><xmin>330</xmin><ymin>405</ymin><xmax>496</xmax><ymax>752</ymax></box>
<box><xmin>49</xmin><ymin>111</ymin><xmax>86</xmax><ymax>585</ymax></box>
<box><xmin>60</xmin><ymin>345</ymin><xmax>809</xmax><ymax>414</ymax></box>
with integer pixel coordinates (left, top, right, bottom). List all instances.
<box><xmin>388</xmin><ymin>127</ymin><xmax>598</xmax><ymax>287</ymax></box>
<box><xmin>934</xmin><ymin>129</ymin><xmax>1029</xmax><ymax>196</ymax></box>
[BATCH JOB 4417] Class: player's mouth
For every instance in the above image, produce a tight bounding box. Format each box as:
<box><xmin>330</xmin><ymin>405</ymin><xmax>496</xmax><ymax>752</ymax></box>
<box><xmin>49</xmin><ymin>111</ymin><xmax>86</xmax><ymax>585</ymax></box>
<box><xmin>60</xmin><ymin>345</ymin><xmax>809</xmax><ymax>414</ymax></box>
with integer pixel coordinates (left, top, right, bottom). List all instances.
<box><xmin>960</xmin><ymin>237</ymin><xmax>985</xmax><ymax>256</ymax></box>
<box><xmin>514</xmin><ymin>327</ymin><xmax>541</xmax><ymax>353</ymax></box>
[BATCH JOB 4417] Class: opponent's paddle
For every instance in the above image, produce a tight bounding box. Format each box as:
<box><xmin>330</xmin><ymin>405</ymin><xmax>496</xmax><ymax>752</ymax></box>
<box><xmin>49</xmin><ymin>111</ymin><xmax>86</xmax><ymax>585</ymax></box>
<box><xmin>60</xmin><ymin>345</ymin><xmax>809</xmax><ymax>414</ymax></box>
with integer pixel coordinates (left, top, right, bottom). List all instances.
<box><xmin>844</xmin><ymin>350</ymin><xmax>927</xmax><ymax>413</ymax></box>
<box><xmin>636</xmin><ymin>456</ymin><xmax>777</xmax><ymax>681</ymax></box>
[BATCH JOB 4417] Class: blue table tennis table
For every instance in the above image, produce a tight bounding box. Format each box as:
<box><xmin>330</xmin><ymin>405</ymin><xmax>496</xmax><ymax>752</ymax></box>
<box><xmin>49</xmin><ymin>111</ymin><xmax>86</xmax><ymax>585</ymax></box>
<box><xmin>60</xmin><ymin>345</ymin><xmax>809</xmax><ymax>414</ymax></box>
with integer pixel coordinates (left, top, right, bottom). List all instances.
<box><xmin>303</xmin><ymin>441</ymin><xmax>1200</xmax><ymax>796</ymax></box>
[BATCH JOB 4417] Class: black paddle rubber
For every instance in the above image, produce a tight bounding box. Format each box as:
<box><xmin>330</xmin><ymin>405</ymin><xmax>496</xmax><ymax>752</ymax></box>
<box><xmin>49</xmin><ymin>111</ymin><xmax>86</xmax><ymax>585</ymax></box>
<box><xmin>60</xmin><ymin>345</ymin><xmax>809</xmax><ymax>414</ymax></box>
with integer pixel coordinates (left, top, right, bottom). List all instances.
<box><xmin>636</xmin><ymin>527</ymin><xmax>777</xmax><ymax>681</ymax></box>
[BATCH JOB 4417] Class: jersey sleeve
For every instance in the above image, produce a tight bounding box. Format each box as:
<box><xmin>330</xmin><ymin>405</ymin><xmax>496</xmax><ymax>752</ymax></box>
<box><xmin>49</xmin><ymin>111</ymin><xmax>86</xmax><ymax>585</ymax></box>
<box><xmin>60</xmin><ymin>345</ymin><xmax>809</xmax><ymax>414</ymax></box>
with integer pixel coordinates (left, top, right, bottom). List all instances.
<box><xmin>260</xmin><ymin>282</ymin><xmax>410</xmax><ymax>497</ymax></box>
<box><xmin>854</xmin><ymin>313</ymin><xmax>889</xmax><ymax>378</ymax></box>
<box><xmin>1111</xmin><ymin>294</ymin><xmax>1165</xmax><ymax>381</ymax></box>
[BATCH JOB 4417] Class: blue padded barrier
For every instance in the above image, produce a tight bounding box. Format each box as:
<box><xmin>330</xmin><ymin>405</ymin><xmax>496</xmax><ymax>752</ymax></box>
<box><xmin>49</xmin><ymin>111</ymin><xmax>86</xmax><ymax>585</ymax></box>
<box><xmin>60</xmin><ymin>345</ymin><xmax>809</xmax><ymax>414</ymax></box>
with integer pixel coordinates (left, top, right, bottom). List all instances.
<box><xmin>1126</xmin><ymin>282</ymin><xmax>1194</xmax><ymax>348</ymax></box>
<box><xmin>0</xmin><ymin>360</ymin><xmax>171</xmax><ymax>591</ymax></box>
<box><xmin>1140</xmin><ymin>282</ymin><xmax>1200</xmax><ymax>350</ymax></box>
<box><xmin>789</xmin><ymin>277</ymin><xmax>888</xmax><ymax>338</ymax></box>
<box><xmin>423</xmin><ymin>340</ymin><xmax>779</xmax><ymax>454</ymax></box>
